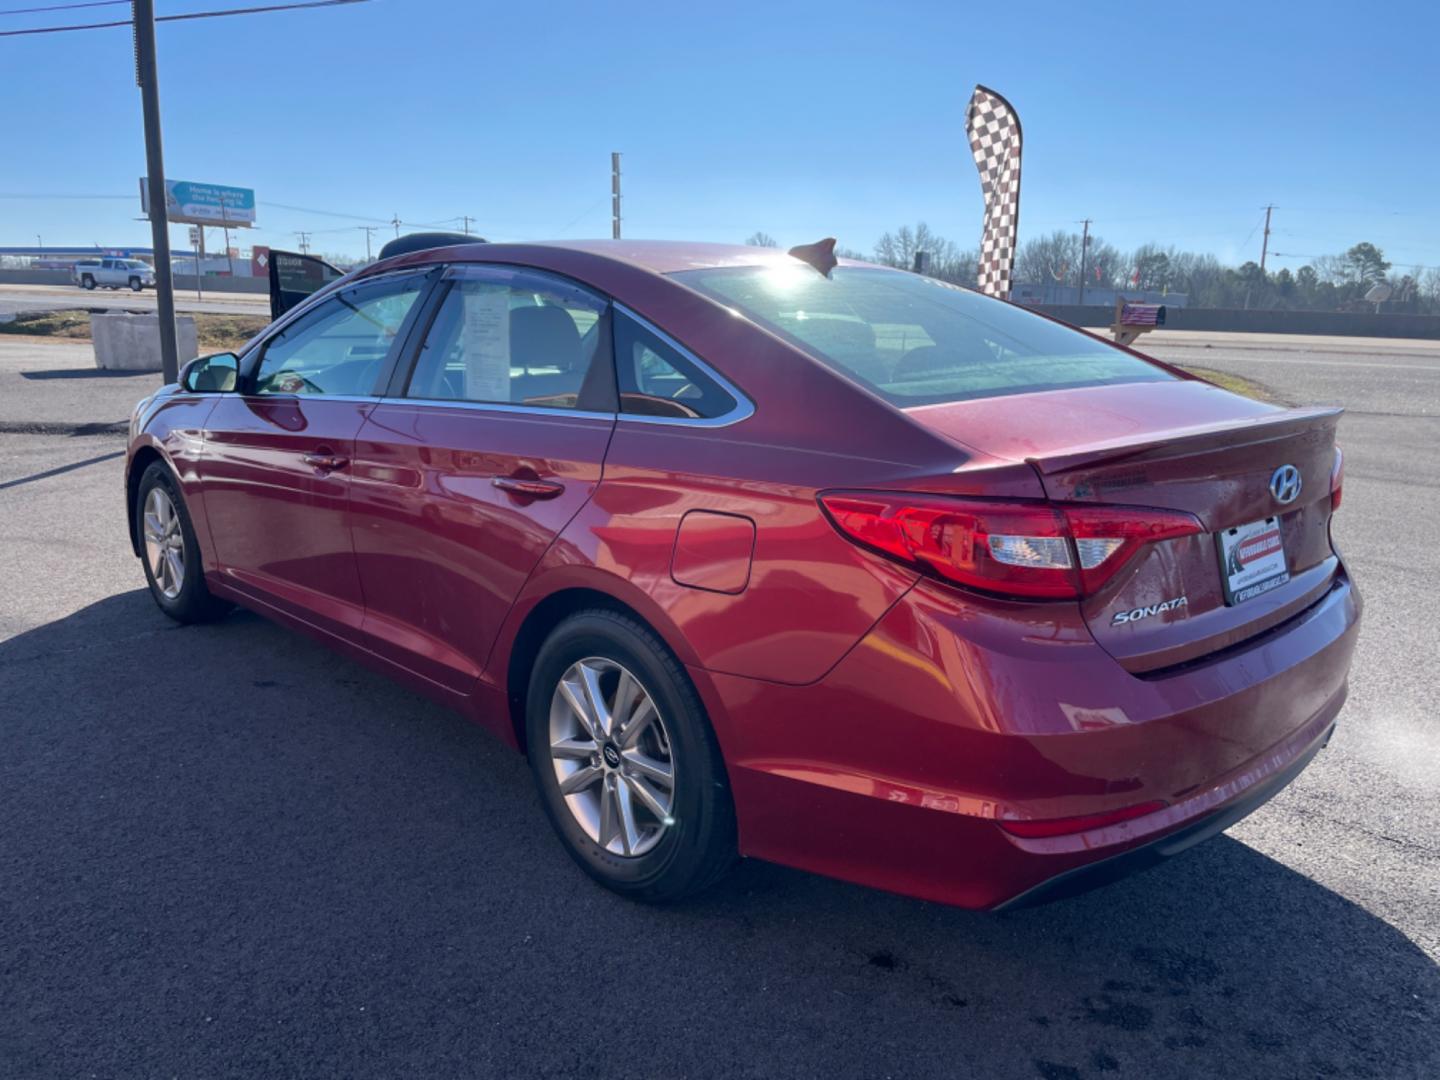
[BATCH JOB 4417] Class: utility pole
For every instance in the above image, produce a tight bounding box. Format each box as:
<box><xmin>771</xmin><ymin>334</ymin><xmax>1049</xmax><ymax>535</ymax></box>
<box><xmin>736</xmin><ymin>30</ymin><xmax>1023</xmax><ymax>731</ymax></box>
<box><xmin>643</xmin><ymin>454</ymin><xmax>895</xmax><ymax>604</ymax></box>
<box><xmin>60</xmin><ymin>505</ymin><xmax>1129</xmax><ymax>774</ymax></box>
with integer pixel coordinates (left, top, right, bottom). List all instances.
<box><xmin>36</xmin><ymin>234</ymin><xmax>42</xmax><ymax>249</ymax></box>
<box><xmin>391</xmin><ymin>213</ymin><xmax>401</xmax><ymax>239</ymax></box>
<box><xmin>132</xmin><ymin>0</ymin><xmax>180</xmax><ymax>383</ymax></box>
<box><xmin>461</xmin><ymin>215</ymin><xmax>474</xmax><ymax>236</ymax></box>
<box><xmin>358</xmin><ymin>225</ymin><xmax>376</xmax><ymax>261</ymax></box>
<box><xmin>296</xmin><ymin>231</ymin><xmax>311</xmax><ymax>255</ymax></box>
<box><xmin>1259</xmin><ymin>205</ymin><xmax>1276</xmax><ymax>273</ymax></box>
<box><xmin>611</xmin><ymin>152</ymin><xmax>622</xmax><ymax>239</ymax></box>
<box><xmin>1077</xmin><ymin>218</ymin><xmax>1092</xmax><ymax>306</ymax></box>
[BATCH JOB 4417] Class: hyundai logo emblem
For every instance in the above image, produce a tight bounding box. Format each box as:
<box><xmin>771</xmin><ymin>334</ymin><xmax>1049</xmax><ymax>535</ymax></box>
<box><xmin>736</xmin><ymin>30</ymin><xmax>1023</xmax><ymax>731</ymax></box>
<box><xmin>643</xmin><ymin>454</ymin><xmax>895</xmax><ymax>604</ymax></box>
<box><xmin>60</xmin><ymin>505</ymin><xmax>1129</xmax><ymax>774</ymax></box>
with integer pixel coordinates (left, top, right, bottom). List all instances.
<box><xmin>1270</xmin><ymin>464</ymin><xmax>1302</xmax><ymax>505</ymax></box>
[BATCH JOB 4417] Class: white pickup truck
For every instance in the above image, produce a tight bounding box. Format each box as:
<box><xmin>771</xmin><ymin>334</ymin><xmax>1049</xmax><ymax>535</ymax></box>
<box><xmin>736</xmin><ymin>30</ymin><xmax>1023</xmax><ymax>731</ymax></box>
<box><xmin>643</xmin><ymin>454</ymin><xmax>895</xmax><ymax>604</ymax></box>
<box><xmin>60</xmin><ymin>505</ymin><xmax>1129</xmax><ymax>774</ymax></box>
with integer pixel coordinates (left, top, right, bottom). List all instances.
<box><xmin>72</xmin><ymin>257</ymin><xmax>156</xmax><ymax>292</ymax></box>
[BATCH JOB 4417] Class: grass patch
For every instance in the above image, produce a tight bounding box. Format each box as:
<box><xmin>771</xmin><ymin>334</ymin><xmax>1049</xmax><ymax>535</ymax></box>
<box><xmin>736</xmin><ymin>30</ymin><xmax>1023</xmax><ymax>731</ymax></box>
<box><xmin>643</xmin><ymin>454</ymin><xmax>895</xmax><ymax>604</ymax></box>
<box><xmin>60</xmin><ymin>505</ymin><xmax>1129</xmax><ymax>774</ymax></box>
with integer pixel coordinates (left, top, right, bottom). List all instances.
<box><xmin>195</xmin><ymin>314</ymin><xmax>268</xmax><ymax>352</ymax></box>
<box><xmin>0</xmin><ymin>310</ymin><xmax>92</xmax><ymax>339</ymax></box>
<box><xmin>1179</xmin><ymin>365</ymin><xmax>1279</xmax><ymax>403</ymax></box>
<box><xmin>0</xmin><ymin>309</ymin><xmax>268</xmax><ymax>353</ymax></box>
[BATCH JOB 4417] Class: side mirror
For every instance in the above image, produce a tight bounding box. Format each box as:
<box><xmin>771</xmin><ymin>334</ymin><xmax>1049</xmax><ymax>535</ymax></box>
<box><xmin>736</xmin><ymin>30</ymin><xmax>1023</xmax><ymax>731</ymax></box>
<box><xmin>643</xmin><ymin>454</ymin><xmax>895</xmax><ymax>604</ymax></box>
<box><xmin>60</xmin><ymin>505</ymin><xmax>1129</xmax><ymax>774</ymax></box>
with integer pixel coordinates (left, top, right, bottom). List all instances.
<box><xmin>180</xmin><ymin>352</ymin><xmax>240</xmax><ymax>393</ymax></box>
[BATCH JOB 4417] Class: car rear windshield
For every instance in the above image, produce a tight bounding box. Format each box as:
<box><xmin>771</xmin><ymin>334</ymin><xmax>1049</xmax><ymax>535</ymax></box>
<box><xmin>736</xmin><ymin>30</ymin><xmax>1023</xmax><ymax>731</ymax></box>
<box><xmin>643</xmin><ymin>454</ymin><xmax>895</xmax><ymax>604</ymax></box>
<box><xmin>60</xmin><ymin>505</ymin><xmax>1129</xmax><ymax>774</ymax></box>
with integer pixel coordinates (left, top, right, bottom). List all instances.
<box><xmin>673</xmin><ymin>265</ymin><xmax>1174</xmax><ymax>406</ymax></box>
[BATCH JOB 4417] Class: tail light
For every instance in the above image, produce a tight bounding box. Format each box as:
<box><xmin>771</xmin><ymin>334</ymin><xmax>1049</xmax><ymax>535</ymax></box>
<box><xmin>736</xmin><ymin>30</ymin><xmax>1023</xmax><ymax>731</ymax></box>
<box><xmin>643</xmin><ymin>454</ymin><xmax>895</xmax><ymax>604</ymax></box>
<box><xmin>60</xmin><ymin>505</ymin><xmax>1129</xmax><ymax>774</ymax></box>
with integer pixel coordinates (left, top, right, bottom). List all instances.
<box><xmin>819</xmin><ymin>492</ymin><xmax>1202</xmax><ymax>600</ymax></box>
<box><xmin>1330</xmin><ymin>447</ymin><xmax>1343</xmax><ymax>511</ymax></box>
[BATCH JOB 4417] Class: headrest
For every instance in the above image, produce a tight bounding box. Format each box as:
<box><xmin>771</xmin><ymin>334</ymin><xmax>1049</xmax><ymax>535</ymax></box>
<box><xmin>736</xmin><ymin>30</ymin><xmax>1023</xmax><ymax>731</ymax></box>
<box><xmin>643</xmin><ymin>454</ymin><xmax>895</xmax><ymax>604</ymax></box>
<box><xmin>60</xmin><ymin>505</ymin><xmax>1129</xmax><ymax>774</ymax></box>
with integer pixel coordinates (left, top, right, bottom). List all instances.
<box><xmin>510</xmin><ymin>305</ymin><xmax>582</xmax><ymax>372</ymax></box>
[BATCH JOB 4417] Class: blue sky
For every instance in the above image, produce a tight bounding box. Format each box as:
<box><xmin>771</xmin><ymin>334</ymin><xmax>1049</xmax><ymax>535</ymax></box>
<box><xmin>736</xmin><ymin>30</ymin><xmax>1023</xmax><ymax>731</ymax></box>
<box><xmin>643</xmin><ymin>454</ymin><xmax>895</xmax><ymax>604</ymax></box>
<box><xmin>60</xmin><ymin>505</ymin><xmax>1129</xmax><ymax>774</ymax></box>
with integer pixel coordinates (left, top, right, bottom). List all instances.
<box><xmin>3</xmin><ymin>0</ymin><xmax>1437</xmax><ymax>270</ymax></box>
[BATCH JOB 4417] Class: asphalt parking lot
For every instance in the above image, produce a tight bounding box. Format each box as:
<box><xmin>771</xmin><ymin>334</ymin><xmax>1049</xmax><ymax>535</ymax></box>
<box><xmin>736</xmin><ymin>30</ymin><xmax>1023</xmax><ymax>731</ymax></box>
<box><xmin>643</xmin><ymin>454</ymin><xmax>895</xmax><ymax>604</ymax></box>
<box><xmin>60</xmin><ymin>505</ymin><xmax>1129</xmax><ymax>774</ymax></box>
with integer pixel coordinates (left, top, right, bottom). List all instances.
<box><xmin>1</xmin><ymin>333</ymin><xmax>1436</xmax><ymax>1078</ymax></box>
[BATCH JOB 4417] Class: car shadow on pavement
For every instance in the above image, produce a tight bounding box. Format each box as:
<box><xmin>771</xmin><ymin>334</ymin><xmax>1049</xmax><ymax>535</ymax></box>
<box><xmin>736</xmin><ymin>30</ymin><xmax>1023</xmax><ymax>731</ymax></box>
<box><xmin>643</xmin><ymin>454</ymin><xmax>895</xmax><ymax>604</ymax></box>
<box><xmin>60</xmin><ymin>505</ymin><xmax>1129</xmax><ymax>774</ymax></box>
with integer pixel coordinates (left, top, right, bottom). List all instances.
<box><xmin>2</xmin><ymin>590</ymin><xmax>1435</xmax><ymax>1080</ymax></box>
<box><xmin>19</xmin><ymin>368</ymin><xmax>151</xmax><ymax>380</ymax></box>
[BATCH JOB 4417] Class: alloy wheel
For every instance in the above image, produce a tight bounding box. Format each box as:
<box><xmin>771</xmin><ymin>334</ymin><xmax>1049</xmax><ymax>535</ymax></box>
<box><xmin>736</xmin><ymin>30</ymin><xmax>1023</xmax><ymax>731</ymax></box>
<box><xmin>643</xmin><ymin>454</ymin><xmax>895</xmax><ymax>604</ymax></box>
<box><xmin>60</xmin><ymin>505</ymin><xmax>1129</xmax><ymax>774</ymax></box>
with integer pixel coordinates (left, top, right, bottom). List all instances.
<box><xmin>548</xmin><ymin>657</ymin><xmax>676</xmax><ymax>857</ymax></box>
<box><xmin>142</xmin><ymin>486</ymin><xmax>185</xmax><ymax>599</ymax></box>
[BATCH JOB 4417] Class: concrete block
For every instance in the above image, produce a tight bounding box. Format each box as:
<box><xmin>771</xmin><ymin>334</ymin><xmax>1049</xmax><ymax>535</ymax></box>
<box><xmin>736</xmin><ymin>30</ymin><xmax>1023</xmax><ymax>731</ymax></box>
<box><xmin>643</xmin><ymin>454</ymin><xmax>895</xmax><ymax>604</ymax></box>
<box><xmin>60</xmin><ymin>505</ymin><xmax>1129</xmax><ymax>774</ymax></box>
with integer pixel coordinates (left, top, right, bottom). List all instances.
<box><xmin>92</xmin><ymin>314</ymin><xmax>198</xmax><ymax>373</ymax></box>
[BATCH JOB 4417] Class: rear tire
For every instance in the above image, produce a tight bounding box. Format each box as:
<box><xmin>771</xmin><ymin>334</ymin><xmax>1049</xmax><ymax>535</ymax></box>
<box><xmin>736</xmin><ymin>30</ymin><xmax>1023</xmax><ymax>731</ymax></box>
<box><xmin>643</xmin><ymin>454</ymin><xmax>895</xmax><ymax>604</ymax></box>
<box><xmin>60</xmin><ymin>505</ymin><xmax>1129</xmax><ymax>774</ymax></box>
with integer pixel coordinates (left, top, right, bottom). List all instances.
<box><xmin>129</xmin><ymin>277</ymin><xmax>142</xmax><ymax>292</ymax></box>
<box><xmin>526</xmin><ymin>609</ymin><xmax>737</xmax><ymax>902</ymax></box>
<box><xmin>135</xmin><ymin>461</ymin><xmax>231</xmax><ymax>624</ymax></box>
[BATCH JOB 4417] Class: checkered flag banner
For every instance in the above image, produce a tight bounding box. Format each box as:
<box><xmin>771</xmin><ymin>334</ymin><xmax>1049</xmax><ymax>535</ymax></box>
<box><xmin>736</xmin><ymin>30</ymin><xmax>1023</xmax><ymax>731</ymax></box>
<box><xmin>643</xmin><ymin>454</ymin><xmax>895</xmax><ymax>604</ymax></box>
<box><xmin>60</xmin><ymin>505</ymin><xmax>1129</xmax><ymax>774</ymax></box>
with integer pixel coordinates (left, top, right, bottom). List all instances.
<box><xmin>967</xmin><ymin>85</ymin><xmax>1023</xmax><ymax>299</ymax></box>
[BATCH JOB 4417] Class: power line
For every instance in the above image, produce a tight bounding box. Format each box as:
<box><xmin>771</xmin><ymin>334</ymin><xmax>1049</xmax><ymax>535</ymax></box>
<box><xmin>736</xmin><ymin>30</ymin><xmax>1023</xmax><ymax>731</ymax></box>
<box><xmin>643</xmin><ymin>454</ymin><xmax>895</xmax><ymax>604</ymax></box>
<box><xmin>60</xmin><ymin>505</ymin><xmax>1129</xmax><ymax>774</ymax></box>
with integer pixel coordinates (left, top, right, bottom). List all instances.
<box><xmin>0</xmin><ymin>0</ymin><xmax>367</xmax><ymax>36</ymax></box>
<box><xmin>0</xmin><ymin>1</ymin><xmax>126</xmax><ymax>15</ymax></box>
<box><xmin>0</xmin><ymin>191</ymin><xmax>130</xmax><ymax>199</ymax></box>
<box><xmin>261</xmin><ymin>199</ymin><xmax>391</xmax><ymax>224</ymax></box>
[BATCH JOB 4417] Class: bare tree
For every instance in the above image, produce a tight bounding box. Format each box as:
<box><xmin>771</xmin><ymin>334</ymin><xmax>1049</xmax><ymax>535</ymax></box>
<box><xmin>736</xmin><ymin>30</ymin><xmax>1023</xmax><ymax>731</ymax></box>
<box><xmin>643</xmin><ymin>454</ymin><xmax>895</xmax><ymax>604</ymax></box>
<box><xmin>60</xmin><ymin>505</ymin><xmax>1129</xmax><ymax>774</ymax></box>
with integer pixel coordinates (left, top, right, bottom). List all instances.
<box><xmin>1129</xmin><ymin>244</ymin><xmax>1173</xmax><ymax>290</ymax></box>
<box><xmin>875</xmin><ymin>222</ymin><xmax>950</xmax><ymax>268</ymax></box>
<box><xmin>1311</xmin><ymin>254</ymin><xmax>1350</xmax><ymax>285</ymax></box>
<box><xmin>1017</xmin><ymin>229</ymin><xmax>1123</xmax><ymax>289</ymax></box>
<box><xmin>872</xmin><ymin>222</ymin><xmax>976</xmax><ymax>284</ymax></box>
<box><xmin>1016</xmin><ymin>230</ymin><xmax>1082</xmax><ymax>286</ymax></box>
<box><xmin>746</xmin><ymin>231</ymin><xmax>778</xmax><ymax>248</ymax></box>
<box><xmin>1421</xmin><ymin>267</ymin><xmax>1440</xmax><ymax>303</ymax></box>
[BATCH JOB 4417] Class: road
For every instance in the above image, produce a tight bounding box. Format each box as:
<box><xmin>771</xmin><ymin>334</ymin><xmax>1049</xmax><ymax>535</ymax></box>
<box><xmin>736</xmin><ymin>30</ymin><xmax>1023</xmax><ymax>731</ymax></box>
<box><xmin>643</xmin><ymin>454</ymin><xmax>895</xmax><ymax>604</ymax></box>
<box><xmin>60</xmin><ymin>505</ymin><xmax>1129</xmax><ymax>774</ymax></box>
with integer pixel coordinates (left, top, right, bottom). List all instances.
<box><xmin>1</xmin><ymin>333</ymin><xmax>1436</xmax><ymax>1079</ymax></box>
<box><xmin>0</xmin><ymin>281</ymin><xmax>268</xmax><ymax>319</ymax></box>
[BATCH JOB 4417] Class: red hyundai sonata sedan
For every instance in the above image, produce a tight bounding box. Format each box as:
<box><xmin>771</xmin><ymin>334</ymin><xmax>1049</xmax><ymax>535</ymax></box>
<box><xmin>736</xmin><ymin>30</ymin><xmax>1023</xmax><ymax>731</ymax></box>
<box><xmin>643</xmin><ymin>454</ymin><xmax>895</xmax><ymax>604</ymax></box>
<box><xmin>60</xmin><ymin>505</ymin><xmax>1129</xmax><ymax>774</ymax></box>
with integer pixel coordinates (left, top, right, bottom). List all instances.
<box><xmin>125</xmin><ymin>239</ymin><xmax>1359</xmax><ymax>909</ymax></box>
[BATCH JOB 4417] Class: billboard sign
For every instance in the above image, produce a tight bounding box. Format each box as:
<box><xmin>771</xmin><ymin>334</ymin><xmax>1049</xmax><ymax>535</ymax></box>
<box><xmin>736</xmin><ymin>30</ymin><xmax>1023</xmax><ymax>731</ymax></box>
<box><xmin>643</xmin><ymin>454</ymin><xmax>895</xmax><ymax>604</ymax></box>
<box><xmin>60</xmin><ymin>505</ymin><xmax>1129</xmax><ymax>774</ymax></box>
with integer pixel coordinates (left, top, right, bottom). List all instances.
<box><xmin>140</xmin><ymin>178</ymin><xmax>256</xmax><ymax>227</ymax></box>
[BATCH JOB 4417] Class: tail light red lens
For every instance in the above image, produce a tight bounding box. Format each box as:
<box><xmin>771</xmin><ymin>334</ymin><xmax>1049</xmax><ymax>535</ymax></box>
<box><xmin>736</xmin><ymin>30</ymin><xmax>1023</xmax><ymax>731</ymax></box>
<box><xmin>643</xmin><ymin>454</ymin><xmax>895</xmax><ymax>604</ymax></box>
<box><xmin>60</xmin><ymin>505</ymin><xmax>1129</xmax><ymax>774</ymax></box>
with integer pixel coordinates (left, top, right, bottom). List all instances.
<box><xmin>1063</xmin><ymin>505</ymin><xmax>1207</xmax><ymax>595</ymax></box>
<box><xmin>1331</xmin><ymin>447</ymin><xmax>1343</xmax><ymax>512</ymax></box>
<box><xmin>819</xmin><ymin>492</ymin><xmax>1203</xmax><ymax>600</ymax></box>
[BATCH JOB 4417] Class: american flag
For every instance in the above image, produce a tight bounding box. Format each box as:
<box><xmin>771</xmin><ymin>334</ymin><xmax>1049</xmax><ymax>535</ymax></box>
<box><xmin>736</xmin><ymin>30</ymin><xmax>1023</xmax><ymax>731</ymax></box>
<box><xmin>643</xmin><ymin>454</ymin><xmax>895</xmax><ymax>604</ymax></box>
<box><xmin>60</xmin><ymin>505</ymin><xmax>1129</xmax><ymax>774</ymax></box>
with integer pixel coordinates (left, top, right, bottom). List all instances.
<box><xmin>967</xmin><ymin>85</ymin><xmax>1023</xmax><ymax>300</ymax></box>
<box><xmin>1120</xmin><ymin>303</ymin><xmax>1164</xmax><ymax>327</ymax></box>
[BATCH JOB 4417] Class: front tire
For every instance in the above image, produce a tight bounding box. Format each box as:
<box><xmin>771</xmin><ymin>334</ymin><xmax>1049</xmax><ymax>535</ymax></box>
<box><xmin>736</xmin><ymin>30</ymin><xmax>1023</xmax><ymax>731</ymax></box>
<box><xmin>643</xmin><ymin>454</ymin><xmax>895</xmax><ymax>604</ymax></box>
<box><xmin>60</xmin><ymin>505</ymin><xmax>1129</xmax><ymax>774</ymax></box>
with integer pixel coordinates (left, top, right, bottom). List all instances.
<box><xmin>136</xmin><ymin>461</ymin><xmax>231</xmax><ymax>624</ymax></box>
<box><xmin>81</xmin><ymin>275</ymin><xmax>95</xmax><ymax>290</ymax></box>
<box><xmin>526</xmin><ymin>609</ymin><xmax>737</xmax><ymax>902</ymax></box>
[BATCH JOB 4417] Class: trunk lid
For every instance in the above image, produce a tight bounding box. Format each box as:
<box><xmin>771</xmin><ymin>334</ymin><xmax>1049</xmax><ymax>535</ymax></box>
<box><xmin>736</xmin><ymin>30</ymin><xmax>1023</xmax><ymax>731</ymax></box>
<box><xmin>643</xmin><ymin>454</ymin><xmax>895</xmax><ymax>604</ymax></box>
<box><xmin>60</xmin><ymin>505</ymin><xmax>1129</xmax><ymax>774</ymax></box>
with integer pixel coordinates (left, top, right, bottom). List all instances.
<box><xmin>906</xmin><ymin>380</ymin><xmax>1342</xmax><ymax>672</ymax></box>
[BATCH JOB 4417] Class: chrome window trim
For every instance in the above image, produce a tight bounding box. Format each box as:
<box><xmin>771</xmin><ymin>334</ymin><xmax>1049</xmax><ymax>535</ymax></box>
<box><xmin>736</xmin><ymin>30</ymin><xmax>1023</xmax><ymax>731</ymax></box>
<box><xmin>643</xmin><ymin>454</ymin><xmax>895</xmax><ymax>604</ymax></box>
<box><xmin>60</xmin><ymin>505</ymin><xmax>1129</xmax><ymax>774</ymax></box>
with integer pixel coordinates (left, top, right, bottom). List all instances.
<box><xmin>375</xmin><ymin>396</ymin><xmax>616</xmax><ymax>422</ymax></box>
<box><xmin>611</xmin><ymin>304</ymin><xmax>755</xmax><ymax>429</ymax></box>
<box><xmin>241</xmin><ymin>392</ymin><xmax>381</xmax><ymax>404</ymax></box>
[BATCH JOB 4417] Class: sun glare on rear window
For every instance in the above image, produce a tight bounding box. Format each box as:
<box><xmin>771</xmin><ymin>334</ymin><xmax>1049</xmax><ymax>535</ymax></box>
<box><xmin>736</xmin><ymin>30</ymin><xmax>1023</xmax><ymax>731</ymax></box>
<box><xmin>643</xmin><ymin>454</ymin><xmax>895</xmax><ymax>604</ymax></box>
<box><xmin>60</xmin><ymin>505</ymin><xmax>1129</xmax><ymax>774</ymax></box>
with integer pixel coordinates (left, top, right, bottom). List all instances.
<box><xmin>673</xmin><ymin>266</ymin><xmax>1174</xmax><ymax>406</ymax></box>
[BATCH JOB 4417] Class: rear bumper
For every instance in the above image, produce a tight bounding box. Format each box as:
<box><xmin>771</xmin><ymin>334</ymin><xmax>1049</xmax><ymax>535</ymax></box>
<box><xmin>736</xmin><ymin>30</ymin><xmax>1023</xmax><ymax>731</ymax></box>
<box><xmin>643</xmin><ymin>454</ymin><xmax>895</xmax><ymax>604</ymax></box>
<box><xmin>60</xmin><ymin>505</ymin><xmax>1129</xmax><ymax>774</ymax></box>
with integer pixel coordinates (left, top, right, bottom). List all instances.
<box><xmin>994</xmin><ymin>715</ymin><xmax>1335</xmax><ymax>910</ymax></box>
<box><xmin>697</xmin><ymin>570</ymin><xmax>1360</xmax><ymax>910</ymax></box>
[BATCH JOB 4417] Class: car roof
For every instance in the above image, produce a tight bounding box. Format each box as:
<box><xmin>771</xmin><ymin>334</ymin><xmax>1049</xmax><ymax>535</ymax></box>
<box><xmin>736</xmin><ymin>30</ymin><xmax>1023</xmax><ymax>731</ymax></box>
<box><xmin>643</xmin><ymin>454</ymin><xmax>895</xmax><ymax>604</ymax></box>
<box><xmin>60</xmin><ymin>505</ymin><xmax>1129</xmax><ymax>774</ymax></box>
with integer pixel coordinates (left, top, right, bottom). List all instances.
<box><xmin>527</xmin><ymin>239</ymin><xmax>838</xmax><ymax>274</ymax></box>
<box><xmin>363</xmin><ymin>238</ymin><xmax>879</xmax><ymax>279</ymax></box>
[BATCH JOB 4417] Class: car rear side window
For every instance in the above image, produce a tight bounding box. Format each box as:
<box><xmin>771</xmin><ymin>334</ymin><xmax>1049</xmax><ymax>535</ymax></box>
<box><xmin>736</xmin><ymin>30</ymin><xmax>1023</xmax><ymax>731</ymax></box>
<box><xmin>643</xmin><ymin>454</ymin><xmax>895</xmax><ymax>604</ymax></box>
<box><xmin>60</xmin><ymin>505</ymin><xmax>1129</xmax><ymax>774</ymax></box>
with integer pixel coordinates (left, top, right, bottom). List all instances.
<box><xmin>613</xmin><ymin>311</ymin><xmax>737</xmax><ymax>420</ymax></box>
<box><xmin>674</xmin><ymin>265</ymin><xmax>1174</xmax><ymax>406</ymax></box>
<box><xmin>404</xmin><ymin>271</ymin><xmax>611</xmax><ymax>411</ymax></box>
<box><xmin>253</xmin><ymin>275</ymin><xmax>425</xmax><ymax>396</ymax></box>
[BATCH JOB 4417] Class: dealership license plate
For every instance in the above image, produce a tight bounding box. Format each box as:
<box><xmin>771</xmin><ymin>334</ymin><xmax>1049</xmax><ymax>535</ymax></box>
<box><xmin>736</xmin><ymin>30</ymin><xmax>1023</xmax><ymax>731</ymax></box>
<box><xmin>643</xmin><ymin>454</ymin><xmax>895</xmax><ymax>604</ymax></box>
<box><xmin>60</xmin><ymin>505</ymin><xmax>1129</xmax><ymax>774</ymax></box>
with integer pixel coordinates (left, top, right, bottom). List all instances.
<box><xmin>1217</xmin><ymin>516</ymin><xmax>1290</xmax><ymax>605</ymax></box>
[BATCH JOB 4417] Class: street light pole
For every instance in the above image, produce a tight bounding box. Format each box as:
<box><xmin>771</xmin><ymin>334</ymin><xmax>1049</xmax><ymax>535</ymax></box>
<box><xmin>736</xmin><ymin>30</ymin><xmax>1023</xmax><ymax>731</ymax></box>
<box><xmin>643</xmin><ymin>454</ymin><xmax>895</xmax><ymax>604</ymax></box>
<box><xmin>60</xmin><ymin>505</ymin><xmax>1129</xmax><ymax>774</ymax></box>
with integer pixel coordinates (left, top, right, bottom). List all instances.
<box><xmin>132</xmin><ymin>0</ymin><xmax>180</xmax><ymax>383</ymax></box>
<box><xmin>611</xmin><ymin>152</ymin><xmax>622</xmax><ymax>239</ymax></box>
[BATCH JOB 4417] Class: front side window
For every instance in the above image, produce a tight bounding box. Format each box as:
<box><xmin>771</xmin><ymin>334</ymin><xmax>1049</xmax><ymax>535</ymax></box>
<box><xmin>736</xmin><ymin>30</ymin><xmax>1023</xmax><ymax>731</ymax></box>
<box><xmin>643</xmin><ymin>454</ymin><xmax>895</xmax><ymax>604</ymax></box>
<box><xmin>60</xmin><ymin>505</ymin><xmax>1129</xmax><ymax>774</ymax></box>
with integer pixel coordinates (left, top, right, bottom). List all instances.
<box><xmin>405</xmin><ymin>270</ymin><xmax>610</xmax><ymax>411</ymax></box>
<box><xmin>675</xmin><ymin>265</ymin><xmax>1174</xmax><ymax>407</ymax></box>
<box><xmin>253</xmin><ymin>275</ymin><xmax>424</xmax><ymax>396</ymax></box>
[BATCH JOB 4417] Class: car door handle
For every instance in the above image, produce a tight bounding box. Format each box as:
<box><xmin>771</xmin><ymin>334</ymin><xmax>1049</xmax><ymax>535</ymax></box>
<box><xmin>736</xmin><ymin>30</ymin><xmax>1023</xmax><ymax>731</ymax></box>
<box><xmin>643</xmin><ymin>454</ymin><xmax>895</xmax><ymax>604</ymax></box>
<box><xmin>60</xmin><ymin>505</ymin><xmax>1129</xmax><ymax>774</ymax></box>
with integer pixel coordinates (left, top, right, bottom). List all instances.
<box><xmin>301</xmin><ymin>452</ymin><xmax>349</xmax><ymax>472</ymax></box>
<box><xmin>492</xmin><ymin>475</ymin><xmax>565</xmax><ymax>499</ymax></box>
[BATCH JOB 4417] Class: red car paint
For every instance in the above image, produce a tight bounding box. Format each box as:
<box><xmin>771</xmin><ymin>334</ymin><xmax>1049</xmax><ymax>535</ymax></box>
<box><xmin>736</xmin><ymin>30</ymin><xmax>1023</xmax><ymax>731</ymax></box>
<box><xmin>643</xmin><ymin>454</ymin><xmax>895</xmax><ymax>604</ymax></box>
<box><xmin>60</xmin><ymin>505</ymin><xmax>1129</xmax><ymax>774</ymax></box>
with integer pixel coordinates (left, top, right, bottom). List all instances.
<box><xmin>126</xmin><ymin>240</ymin><xmax>1360</xmax><ymax>909</ymax></box>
